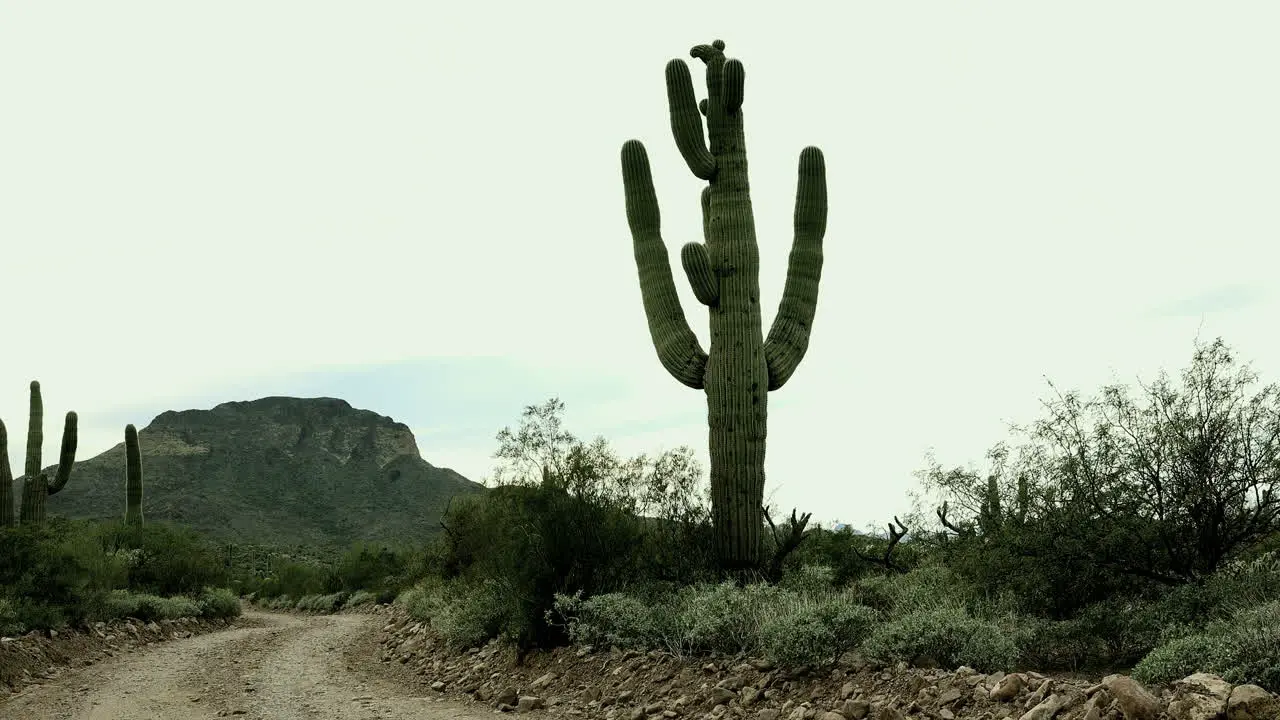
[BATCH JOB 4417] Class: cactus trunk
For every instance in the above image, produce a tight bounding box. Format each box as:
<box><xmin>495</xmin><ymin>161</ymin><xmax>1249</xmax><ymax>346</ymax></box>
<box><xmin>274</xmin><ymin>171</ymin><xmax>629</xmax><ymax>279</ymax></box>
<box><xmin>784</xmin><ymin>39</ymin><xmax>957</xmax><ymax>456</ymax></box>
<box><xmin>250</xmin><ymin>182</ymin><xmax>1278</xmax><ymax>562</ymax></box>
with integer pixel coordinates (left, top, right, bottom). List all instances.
<box><xmin>17</xmin><ymin>381</ymin><xmax>78</xmax><ymax>525</ymax></box>
<box><xmin>621</xmin><ymin>40</ymin><xmax>827</xmax><ymax>572</ymax></box>
<box><xmin>125</xmin><ymin>424</ymin><xmax>144</xmax><ymax>526</ymax></box>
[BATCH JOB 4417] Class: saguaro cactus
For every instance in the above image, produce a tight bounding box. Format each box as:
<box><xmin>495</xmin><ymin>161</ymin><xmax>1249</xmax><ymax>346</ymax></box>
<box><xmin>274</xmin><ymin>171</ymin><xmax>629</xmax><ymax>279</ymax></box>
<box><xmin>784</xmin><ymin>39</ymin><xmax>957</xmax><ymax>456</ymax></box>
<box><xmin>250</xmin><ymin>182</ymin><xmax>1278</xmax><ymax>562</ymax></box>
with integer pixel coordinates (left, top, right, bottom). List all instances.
<box><xmin>125</xmin><ymin>423</ymin><xmax>144</xmax><ymax>526</ymax></box>
<box><xmin>18</xmin><ymin>381</ymin><xmax>78</xmax><ymax>525</ymax></box>
<box><xmin>0</xmin><ymin>420</ymin><xmax>13</xmax><ymax>527</ymax></box>
<box><xmin>620</xmin><ymin>40</ymin><xmax>828</xmax><ymax>571</ymax></box>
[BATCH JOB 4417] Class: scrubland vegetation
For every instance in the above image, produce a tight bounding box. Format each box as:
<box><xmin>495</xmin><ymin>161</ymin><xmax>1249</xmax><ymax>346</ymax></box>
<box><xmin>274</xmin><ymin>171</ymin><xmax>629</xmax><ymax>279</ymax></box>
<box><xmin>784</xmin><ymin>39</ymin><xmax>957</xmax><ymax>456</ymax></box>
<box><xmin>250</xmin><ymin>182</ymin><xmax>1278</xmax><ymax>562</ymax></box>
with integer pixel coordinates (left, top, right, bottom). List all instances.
<box><xmin>4</xmin><ymin>337</ymin><xmax>1279</xmax><ymax>693</ymax></box>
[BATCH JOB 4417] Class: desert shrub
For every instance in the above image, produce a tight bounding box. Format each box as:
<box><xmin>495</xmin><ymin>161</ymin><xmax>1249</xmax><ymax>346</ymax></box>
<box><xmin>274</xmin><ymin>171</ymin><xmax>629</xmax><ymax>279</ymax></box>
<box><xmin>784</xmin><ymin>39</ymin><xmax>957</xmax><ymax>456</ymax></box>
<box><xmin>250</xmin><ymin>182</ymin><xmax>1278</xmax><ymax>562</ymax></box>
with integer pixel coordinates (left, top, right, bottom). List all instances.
<box><xmin>100</xmin><ymin>590</ymin><xmax>202</xmax><ymax>621</ymax></box>
<box><xmin>552</xmin><ymin>591</ymin><xmax>661</xmax><ymax>650</ymax></box>
<box><xmin>860</xmin><ymin>607</ymin><xmax>1017</xmax><ymax>671</ymax></box>
<box><xmin>255</xmin><ymin>560</ymin><xmax>335</xmax><ymax>600</ymax></box>
<box><xmin>846</xmin><ymin>564</ymin><xmax>973</xmax><ymax>617</ymax></box>
<box><xmin>1132</xmin><ymin>634</ymin><xmax>1235</xmax><ymax>689</ymax></box>
<box><xmin>1132</xmin><ymin>600</ymin><xmax>1280</xmax><ymax>692</ymax></box>
<box><xmin>438</xmin><ymin>483</ymin><xmax>658</xmax><ymax>648</ymax></box>
<box><xmin>779</xmin><ymin>564</ymin><xmax>837</xmax><ymax>595</ymax></box>
<box><xmin>671</xmin><ymin>582</ymin><xmax>782</xmax><ymax>655</ymax></box>
<box><xmin>758</xmin><ymin>593</ymin><xmax>878</xmax><ymax>667</ymax></box>
<box><xmin>196</xmin><ymin>587</ymin><xmax>242</xmax><ymax>618</ymax></box>
<box><xmin>0</xmin><ymin>596</ymin><xmax>23</xmax><ymax>636</ymax></box>
<box><xmin>295</xmin><ymin>592</ymin><xmax>346</xmax><ymax>613</ymax></box>
<box><xmin>343</xmin><ymin>590</ymin><xmax>377</xmax><ymax>608</ymax></box>
<box><xmin>334</xmin><ymin>542</ymin><xmax>407</xmax><ymax>601</ymax></box>
<box><xmin>429</xmin><ymin>578</ymin><xmax>515</xmax><ymax>649</ymax></box>
<box><xmin>397</xmin><ymin>577</ymin><xmax>452</xmax><ymax>622</ymax></box>
<box><xmin>0</xmin><ymin>519</ymin><xmax>125</xmax><ymax>628</ymax></box>
<box><xmin>96</xmin><ymin>521</ymin><xmax>227</xmax><ymax>596</ymax></box>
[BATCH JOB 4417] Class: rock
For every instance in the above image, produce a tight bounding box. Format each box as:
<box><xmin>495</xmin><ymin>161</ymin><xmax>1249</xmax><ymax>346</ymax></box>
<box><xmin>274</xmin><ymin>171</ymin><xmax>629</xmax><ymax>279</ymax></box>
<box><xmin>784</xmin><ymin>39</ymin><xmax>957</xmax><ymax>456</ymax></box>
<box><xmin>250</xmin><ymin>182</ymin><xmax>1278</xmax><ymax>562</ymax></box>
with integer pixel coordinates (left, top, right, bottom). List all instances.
<box><xmin>1018</xmin><ymin>693</ymin><xmax>1064</xmax><ymax>720</ymax></box>
<box><xmin>517</xmin><ymin>696</ymin><xmax>544</xmax><ymax>713</ymax></box>
<box><xmin>718</xmin><ymin>676</ymin><xmax>746</xmax><ymax>692</ymax></box>
<box><xmin>840</xmin><ymin>683</ymin><xmax>856</xmax><ymax>701</ymax></box>
<box><xmin>840</xmin><ymin>699</ymin><xmax>870</xmax><ymax>720</ymax></box>
<box><xmin>1100</xmin><ymin>675</ymin><xmax>1163</xmax><ymax>720</ymax></box>
<box><xmin>430</xmin><ymin>680</ymin><xmax>446</xmax><ymax>692</ymax></box>
<box><xmin>495</xmin><ymin>686</ymin><xmax>519</xmax><ymax>707</ymax></box>
<box><xmin>631</xmin><ymin>707</ymin><xmax>647</xmax><ymax>720</ymax></box>
<box><xmin>740</xmin><ymin>687</ymin><xmax>760</xmax><ymax>707</ymax></box>
<box><xmin>872</xmin><ymin>705</ymin><xmax>904</xmax><ymax>720</ymax></box>
<box><xmin>1168</xmin><ymin>693</ymin><xmax>1227</xmax><ymax>720</ymax></box>
<box><xmin>991</xmin><ymin>674</ymin><xmax>1026</xmax><ymax>702</ymax></box>
<box><xmin>1226</xmin><ymin>684</ymin><xmax>1277</xmax><ymax>720</ymax></box>
<box><xmin>756</xmin><ymin>710</ymin><xmax>780</xmax><ymax>720</ymax></box>
<box><xmin>712</xmin><ymin>688</ymin><xmax>737</xmax><ymax>705</ymax></box>
<box><xmin>532</xmin><ymin>672</ymin><xmax>558</xmax><ymax>690</ymax></box>
<box><xmin>1174</xmin><ymin>673</ymin><xmax>1233</xmax><ymax>703</ymax></box>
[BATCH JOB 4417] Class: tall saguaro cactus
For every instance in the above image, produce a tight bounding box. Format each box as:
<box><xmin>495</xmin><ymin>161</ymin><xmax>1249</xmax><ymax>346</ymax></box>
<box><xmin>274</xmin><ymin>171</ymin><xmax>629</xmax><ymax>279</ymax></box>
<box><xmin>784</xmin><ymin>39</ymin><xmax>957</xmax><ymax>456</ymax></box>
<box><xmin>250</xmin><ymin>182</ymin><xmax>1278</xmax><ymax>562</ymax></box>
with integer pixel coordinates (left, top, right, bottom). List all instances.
<box><xmin>17</xmin><ymin>381</ymin><xmax>78</xmax><ymax>525</ymax></box>
<box><xmin>620</xmin><ymin>40</ymin><xmax>828</xmax><ymax>571</ymax></box>
<box><xmin>125</xmin><ymin>423</ymin><xmax>144</xmax><ymax>526</ymax></box>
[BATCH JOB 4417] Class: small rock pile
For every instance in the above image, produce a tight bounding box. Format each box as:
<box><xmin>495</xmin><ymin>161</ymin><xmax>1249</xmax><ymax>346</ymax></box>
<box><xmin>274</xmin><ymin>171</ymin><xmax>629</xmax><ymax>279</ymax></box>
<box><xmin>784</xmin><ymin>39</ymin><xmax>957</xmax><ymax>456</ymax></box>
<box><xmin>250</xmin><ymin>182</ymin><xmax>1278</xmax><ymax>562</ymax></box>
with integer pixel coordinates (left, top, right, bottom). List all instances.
<box><xmin>377</xmin><ymin>608</ymin><xmax>1280</xmax><ymax>720</ymax></box>
<box><xmin>0</xmin><ymin>614</ymin><xmax>240</xmax><ymax>698</ymax></box>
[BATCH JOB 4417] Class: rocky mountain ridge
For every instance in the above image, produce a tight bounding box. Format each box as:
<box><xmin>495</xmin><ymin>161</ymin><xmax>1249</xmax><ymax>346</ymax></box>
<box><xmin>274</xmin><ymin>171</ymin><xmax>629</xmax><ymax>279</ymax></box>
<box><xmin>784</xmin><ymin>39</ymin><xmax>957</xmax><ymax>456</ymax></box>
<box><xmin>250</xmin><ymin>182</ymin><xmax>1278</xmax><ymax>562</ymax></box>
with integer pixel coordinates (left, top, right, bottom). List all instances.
<box><xmin>16</xmin><ymin>396</ymin><xmax>483</xmax><ymax>547</ymax></box>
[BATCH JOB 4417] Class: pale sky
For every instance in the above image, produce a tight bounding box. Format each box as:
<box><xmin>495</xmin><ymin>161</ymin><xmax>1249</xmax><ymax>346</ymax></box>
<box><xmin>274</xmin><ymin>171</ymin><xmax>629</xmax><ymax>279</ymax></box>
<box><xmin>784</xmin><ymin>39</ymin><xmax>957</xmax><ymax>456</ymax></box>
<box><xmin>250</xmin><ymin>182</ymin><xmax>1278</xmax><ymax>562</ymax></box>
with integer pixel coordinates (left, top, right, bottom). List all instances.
<box><xmin>2</xmin><ymin>3</ymin><xmax>1279</xmax><ymax>533</ymax></box>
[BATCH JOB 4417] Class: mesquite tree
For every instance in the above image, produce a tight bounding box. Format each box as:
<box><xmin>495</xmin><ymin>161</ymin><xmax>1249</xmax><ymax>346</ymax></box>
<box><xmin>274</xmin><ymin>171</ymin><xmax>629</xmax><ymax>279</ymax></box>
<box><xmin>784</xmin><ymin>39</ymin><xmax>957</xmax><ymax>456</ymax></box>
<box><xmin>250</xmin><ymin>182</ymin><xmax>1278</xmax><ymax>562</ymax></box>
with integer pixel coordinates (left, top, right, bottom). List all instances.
<box><xmin>620</xmin><ymin>39</ymin><xmax>827</xmax><ymax>571</ymax></box>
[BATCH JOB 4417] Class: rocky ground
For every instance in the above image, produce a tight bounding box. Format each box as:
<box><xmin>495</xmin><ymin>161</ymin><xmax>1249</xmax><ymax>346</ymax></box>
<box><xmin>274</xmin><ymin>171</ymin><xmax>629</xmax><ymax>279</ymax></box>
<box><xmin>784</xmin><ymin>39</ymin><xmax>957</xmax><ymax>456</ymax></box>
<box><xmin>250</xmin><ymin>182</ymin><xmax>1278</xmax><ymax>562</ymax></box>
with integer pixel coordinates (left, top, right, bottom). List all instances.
<box><xmin>2</xmin><ymin>602</ymin><xmax>1275</xmax><ymax>720</ymax></box>
<box><xmin>0</xmin><ymin>612</ymin><xmax>245</xmax><ymax>698</ymax></box>
<box><xmin>375</xmin><ymin>607</ymin><xmax>1280</xmax><ymax>720</ymax></box>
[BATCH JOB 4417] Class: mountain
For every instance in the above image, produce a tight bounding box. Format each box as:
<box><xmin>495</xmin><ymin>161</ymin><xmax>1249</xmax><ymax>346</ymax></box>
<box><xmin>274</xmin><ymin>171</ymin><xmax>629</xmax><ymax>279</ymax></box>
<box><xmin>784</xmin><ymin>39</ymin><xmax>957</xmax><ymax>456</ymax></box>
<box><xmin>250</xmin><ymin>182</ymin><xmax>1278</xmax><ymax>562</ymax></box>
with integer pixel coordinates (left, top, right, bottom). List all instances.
<box><xmin>19</xmin><ymin>396</ymin><xmax>485</xmax><ymax>548</ymax></box>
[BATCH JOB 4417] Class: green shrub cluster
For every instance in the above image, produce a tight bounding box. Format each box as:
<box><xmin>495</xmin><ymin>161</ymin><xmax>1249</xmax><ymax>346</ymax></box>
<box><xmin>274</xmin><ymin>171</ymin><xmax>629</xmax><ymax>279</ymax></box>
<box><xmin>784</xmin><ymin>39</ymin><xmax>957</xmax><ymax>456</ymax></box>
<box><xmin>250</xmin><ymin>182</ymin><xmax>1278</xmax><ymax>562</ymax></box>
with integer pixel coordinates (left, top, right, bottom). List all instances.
<box><xmin>0</xmin><ymin>517</ymin><xmax>238</xmax><ymax>634</ymax></box>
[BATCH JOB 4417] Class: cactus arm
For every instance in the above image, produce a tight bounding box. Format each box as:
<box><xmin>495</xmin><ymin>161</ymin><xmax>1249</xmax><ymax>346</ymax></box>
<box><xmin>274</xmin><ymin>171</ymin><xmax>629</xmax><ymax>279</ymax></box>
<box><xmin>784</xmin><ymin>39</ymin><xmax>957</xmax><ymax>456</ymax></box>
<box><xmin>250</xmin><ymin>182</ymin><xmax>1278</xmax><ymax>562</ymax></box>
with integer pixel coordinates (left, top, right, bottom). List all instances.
<box><xmin>0</xmin><ymin>420</ymin><xmax>12</xmax><ymax>527</ymax></box>
<box><xmin>722</xmin><ymin>59</ymin><xmax>744</xmax><ymax>113</ymax></box>
<box><xmin>622</xmin><ymin>139</ymin><xmax>709</xmax><ymax>389</ymax></box>
<box><xmin>764</xmin><ymin>146</ymin><xmax>828</xmax><ymax>391</ymax></box>
<box><xmin>665</xmin><ymin>60</ymin><xmax>716</xmax><ymax>181</ymax></box>
<box><xmin>24</xmin><ymin>381</ymin><xmax>42</xmax><ymax>482</ymax></box>
<box><xmin>47</xmin><ymin>411</ymin><xmax>77</xmax><ymax>495</ymax></box>
<box><xmin>681</xmin><ymin>242</ymin><xmax>718</xmax><ymax>307</ymax></box>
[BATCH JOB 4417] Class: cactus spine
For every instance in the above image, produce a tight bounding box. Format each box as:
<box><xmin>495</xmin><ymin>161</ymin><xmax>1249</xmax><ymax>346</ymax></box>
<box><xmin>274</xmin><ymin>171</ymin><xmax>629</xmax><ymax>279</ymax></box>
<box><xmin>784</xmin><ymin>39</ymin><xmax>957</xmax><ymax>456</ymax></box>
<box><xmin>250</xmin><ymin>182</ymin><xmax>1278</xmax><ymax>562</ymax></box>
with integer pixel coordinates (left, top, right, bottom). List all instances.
<box><xmin>621</xmin><ymin>40</ymin><xmax>827</xmax><ymax>571</ymax></box>
<box><xmin>125</xmin><ymin>424</ymin><xmax>144</xmax><ymax>526</ymax></box>
<box><xmin>17</xmin><ymin>381</ymin><xmax>78</xmax><ymax>525</ymax></box>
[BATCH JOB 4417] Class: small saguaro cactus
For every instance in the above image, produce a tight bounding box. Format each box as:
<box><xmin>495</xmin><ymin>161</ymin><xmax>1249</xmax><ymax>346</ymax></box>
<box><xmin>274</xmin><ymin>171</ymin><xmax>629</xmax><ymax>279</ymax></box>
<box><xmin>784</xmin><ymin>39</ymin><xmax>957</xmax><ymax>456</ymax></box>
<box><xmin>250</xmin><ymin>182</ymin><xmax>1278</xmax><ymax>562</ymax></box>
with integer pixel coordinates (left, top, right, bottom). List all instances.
<box><xmin>125</xmin><ymin>423</ymin><xmax>144</xmax><ymax>526</ymax></box>
<box><xmin>18</xmin><ymin>381</ymin><xmax>79</xmax><ymax>525</ymax></box>
<box><xmin>0</xmin><ymin>419</ymin><xmax>13</xmax><ymax>527</ymax></box>
<box><xmin>620</xmin><ymin>39</ymin><xmax>828</xmax><ymax>571</ymax></box>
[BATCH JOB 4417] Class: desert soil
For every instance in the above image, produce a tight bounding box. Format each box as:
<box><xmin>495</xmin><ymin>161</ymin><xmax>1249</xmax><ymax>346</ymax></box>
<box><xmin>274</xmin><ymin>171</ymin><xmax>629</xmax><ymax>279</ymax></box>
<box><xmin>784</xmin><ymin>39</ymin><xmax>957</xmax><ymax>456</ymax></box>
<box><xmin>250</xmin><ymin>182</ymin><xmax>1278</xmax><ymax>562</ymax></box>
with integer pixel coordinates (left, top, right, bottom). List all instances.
<box><xmin>0</xmin><ymin>608</ymin><xmax>491</xmax><ymax>720</ymax></box>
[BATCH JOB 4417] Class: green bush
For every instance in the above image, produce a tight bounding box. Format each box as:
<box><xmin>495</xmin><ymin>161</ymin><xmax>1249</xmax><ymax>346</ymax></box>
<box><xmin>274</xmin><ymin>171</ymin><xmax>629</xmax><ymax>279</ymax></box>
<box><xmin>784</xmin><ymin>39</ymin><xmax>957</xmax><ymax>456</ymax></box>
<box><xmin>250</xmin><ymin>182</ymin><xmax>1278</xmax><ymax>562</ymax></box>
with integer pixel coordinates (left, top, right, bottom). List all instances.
<box><xmin>99</xmin><ymin>590</ymin><xmax>203</xmax><ymax>622</ymax></box>
<box><xmin>95</xmin><ymin>521</ymin><xmax>227</xmax><ymax>596</ymax></box>
<box><xmin>1133</xmin><ymin>601</ymin><xmax>1280</xmax><ymax>692</ymax></box>
<box><xmin>343</xmin><ymin>590</ymin><xmax>377</xmax><ymax>608</ymax></box>
<box><xmin>673</xmin><ymin>582</ymin><xmax>789</xmax><ymax>656</ymax></box>
<box><xmin>0</xmin><ymin>596</ymin><xmax>23</xmax><ymax>636</ymax></box>
<box><xmin>429</xmin><ymin>578</ymin><xmax>515</xmax><ymax>650</ymax></box>
<box><xmin>196</xmin><ymin>587</ymin><xmax>242</xmax><ymax>618</ymax></box>
<box><xmin>861</xmin><ymin>607</ymin><xmax>1018</xmax><ymax>671</ymax></box>
<box><xmin>552</xmin><ymin>591</ymin><xmax>664</xmax><ymax>651</ymax></box>
<box><xmin>295</xmin><ymin>592</ymin><xmax>347</xmax><ymax>613</ymax></box>
<box><xmin>758</xmin><ymin>593</ymin><xmax>877</xmax><ymax>667</ymax></box>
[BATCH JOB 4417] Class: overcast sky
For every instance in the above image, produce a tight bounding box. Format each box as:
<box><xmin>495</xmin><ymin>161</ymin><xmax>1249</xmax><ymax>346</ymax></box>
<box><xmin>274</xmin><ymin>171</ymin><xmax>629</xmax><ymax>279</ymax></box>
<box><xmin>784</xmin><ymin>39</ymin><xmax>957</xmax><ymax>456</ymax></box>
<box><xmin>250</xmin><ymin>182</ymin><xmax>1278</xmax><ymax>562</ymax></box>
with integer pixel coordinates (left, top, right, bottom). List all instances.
<box><xmin>2</xmin><ymin>3</ymin><xmax>1278</xmax><ymax>532</ymax></box>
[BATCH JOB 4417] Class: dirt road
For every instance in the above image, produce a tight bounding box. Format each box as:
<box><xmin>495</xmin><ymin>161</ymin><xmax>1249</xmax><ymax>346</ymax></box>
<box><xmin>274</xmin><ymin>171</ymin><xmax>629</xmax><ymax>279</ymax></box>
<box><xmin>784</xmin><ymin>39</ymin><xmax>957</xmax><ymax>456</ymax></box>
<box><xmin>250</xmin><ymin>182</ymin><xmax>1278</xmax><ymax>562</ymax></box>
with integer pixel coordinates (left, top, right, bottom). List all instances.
<box><xmin>0</xmin><ymin>608</ymin><xmax>489</xmax><ymax>720</ymax></box>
